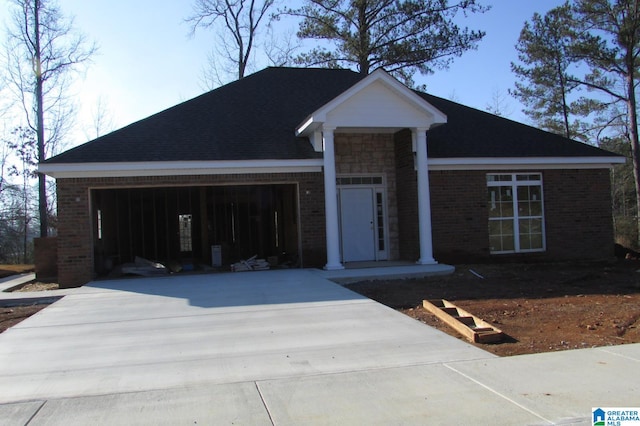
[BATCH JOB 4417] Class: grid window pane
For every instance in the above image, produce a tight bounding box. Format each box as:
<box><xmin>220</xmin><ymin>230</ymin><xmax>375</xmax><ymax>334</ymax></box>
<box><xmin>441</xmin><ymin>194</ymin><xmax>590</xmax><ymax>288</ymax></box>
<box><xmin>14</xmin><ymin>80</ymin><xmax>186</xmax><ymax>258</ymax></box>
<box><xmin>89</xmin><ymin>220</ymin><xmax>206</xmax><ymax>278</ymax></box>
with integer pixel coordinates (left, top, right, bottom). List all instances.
<box><xmin>488</xmin><ymin>174</ymin><xmax>544</xmax><ymax>254</ymax></box>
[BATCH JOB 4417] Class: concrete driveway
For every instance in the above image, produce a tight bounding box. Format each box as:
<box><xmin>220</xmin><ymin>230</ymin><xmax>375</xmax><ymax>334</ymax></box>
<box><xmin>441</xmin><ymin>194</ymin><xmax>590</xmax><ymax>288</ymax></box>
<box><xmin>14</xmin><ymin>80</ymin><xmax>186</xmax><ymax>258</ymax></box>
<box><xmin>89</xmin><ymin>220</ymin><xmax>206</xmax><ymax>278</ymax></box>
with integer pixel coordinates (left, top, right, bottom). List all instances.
<box><xmin>0</xmin><ymin>269</ymin><xmax>639</xmax><ymax>425</ymax></box>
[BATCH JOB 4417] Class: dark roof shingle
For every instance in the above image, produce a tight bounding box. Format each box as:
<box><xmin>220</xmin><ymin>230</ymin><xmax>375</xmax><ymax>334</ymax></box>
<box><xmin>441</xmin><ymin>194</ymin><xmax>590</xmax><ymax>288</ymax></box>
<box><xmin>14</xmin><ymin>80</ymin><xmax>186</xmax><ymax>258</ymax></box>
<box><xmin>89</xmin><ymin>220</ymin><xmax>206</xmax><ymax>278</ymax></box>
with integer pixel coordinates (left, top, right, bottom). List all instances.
<box><xmin>44</xmin><ymin>67</ymin><xmax>618</xmax><ymax>164</ymax></box>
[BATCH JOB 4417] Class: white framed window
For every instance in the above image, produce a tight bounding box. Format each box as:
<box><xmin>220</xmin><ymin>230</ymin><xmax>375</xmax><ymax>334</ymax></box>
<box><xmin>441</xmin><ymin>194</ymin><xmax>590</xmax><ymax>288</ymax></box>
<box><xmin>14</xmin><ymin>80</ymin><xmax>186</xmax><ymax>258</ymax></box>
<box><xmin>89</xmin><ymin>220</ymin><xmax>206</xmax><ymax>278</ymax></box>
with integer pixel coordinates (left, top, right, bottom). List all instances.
<box><xmin>487</xmin><ymin>173</ymin><xmax>545</xmax><ymax>254</ymax></box>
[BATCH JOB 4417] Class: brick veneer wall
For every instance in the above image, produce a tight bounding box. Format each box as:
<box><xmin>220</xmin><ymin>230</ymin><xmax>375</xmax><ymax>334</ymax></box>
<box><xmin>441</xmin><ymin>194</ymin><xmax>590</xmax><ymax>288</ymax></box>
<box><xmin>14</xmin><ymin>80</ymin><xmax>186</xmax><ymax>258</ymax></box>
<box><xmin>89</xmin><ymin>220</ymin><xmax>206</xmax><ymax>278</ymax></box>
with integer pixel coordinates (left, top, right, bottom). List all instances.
<box><xmin>543</xmin><ymin>168</ymin><xmax>614</xmax><ymax>259</ymax></box>
<box><xmin>429</xmin><ymin>168</ymin><xmax>615</xmax><ymax>262</ymax></box>
<box><xmin>429</xmin><ymin>170</ymin><xmax>492</xmax><ymax>261</ymax></box>
<box><xmin>394</xmin><ymin>129</ymin><xmax>419</xmax><ymax>261</ymax></box>
<box><xmin>56</xmin><ymin>172</ymin><xmax>326</xmax><ymax>287</ymax></box>
<box><xmin>393</xmin><ymin>129</ymin><xmax>615</xmax><ymax>262</ymax></box>
<box><xmin>57</xmin><ymin>180</ymin><xmax>94</xmax><ymax>287</ymax></box>
<box><xmin>334</xmin><ymin>133</ymin><xmax>400</xmax><ymax>259</ymax></box>
<box><xmin>34</xmin><ymin>237</ymin><xmax>58</xmax><ymax>282</ymax></box>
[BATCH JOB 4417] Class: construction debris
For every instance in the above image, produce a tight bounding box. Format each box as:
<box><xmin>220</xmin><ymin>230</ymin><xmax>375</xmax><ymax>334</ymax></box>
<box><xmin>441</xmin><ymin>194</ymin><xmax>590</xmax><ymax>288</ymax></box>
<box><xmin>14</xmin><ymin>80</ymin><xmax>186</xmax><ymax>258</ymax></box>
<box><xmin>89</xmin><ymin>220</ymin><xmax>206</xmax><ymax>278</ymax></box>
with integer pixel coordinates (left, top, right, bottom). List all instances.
<box><xmin>231</xmin><ymin>255</ymin><xmax>270</xmax><ymax>272</ymax></box>
<box><xmin>121</xmin><ymin>256</ymin><xmax>169</xmax><ymax>277</ymax></box>
<box><xmin>469</xmin><ymin>269</ymin><xmax>485</xmax><ymax>279</ymax></box>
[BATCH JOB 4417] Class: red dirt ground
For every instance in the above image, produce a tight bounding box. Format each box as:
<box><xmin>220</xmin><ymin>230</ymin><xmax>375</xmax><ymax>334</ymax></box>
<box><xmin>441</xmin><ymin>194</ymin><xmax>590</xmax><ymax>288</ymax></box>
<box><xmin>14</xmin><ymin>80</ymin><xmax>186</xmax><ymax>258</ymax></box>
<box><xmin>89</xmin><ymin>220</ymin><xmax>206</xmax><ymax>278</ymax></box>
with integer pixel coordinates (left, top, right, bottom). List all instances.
<box><xmin>347</xmin><ymin>261</ymin><xmax>640</xmax><ymax>356</ymax></box>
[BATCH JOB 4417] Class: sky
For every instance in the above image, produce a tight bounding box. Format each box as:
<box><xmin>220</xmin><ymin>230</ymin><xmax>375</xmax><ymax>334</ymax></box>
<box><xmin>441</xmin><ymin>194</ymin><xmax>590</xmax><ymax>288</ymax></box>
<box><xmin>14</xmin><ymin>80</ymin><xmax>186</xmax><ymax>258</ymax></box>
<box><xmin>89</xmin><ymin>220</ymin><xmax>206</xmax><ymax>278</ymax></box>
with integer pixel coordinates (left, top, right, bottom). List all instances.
<box><xmin>0</xmin><ymin>0</ymin><xmax>568</xmax><ymax>148</ymax></box>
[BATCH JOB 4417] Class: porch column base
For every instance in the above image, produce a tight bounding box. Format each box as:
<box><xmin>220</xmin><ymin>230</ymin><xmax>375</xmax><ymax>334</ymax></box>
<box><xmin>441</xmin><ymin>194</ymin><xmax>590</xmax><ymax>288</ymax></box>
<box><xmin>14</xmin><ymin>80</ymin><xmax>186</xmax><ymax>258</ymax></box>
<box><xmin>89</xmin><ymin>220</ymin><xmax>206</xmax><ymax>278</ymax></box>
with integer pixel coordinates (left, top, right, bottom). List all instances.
<box><xmin>416</xmin><ymin>258</ymin><xmax>438</xmax><ymax>265</ymax></box>
<box><xmin>323</xmin><ymin>262</ymin><xmax>345</xmax><ymax>271</ymax></box>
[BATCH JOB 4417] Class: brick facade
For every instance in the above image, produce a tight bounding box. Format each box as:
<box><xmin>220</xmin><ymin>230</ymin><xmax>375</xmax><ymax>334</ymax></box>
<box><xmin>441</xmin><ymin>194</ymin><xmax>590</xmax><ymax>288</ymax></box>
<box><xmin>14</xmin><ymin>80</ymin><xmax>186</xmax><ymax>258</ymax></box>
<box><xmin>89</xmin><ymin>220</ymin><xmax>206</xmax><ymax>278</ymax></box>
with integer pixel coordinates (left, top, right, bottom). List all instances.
<box><xmin>543</xmin><ymin>168</ymin><xmax>614</xmax><ymax>259</ymax></box>
<box><xmin>393</xmin><ymin>129</ymin><xmax>615</xmax><ymax>263</ymax></box>
<box><xmin>55</xmin><ymin>138</ymin><xmax>616</xmax><ymax>287</ymax></box>
<box><xmin>34</xmin><ymin>237</ymin><xmax>58</xmax><ymax>282</ymax></box>
<box><xmin>429</xmin><ymin>169</ymin><xmax>615</xmax><ymax>263</ymax></box>
<box><xmin>394</xmin><ymin>129</ymin><xmax>420</xmax><ymax>261</ymax></box>
<box><xmin>56</xmin><ymin>172</ymin><xmax>326</xmax><ymax>287</ymax></box>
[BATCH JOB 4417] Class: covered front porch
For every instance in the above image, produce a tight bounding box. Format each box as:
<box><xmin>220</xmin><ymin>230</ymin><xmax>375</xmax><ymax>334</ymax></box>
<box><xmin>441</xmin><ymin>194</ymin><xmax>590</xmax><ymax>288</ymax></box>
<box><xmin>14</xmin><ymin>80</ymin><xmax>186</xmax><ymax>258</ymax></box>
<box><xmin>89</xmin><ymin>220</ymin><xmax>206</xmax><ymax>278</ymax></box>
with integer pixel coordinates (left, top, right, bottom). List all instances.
<box><xmin>296</xmin><ymin>69</ymin><xmax>448</xmax><ymax>270</ymax></box>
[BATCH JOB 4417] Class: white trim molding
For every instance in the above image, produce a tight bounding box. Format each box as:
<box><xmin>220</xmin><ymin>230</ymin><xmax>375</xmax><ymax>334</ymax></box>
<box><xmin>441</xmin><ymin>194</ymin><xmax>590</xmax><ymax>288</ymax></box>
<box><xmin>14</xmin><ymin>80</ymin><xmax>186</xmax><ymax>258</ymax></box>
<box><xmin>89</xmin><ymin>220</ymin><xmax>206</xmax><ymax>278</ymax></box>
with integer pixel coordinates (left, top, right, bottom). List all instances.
<box><xmin>428</xmin><ymin>156</ymin><xmax>626</xmax><ymax>170</ymax></box>
<box><xmin>38</xmin><ymin>159</ymin><xmax>324</xmax><ymax>178</ymax></box>
<box><xmin>296</xmin><ymin>69</ymin><xmax>447</xmax><ymax>148</ymax></box>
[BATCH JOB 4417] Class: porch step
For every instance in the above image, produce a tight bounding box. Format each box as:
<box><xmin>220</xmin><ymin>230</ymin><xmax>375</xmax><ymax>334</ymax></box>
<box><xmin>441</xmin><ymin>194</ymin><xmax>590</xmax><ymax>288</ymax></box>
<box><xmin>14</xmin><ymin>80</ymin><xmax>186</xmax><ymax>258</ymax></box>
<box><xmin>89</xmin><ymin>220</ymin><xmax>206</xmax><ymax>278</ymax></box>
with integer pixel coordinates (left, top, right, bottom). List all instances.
<box><xmin>422</xmin><ymin>299</ymin><xmax>504</xmax><ymax>344</ymax></box>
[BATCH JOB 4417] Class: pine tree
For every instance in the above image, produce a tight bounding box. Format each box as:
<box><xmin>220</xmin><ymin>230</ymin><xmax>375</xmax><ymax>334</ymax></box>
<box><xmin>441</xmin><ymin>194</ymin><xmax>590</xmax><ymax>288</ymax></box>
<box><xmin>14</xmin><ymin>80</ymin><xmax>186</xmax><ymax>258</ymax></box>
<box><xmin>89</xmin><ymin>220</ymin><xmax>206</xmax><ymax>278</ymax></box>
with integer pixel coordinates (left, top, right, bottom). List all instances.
<box><xmin>284</xmin><ymin>0</ymin><xmax>489</xmax><ymax>86</ymax></box>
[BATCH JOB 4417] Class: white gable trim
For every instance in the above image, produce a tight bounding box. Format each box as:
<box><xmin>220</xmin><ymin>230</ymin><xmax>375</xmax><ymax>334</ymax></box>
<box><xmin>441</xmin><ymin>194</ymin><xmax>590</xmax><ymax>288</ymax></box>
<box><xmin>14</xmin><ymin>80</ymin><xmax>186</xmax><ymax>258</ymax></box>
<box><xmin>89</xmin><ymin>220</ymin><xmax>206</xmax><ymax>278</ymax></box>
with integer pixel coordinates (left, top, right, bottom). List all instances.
<box><xmin>296</xmin><ymin>69</ymin><xmax>447</xmax><ymax>139</ymax></box>
<box><xmin>428</xmin><ymin>156</ymin><xmax>626</xmax><ymax>170</ymax></box>
<box><xmin>38</xmin><ymin>159</ymin><xmax>324</xmax><ymax>179</ymax></box>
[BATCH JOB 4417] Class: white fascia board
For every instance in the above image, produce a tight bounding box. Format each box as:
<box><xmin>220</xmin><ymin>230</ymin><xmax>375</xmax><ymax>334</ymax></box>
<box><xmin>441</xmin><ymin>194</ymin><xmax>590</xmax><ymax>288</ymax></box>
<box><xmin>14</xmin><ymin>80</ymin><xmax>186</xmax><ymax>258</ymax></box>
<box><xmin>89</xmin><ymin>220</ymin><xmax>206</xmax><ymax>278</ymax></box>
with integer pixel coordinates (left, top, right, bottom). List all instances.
<box><xmin>428</xmin><ymin>156</ymin><xmax>626</xmax><ymax>170</ymax></box>
<box><xmin>38</xmin><ymin>159</ymin><xmax>324</xmax><ymax>179</ymax></box>
<box><xmin>296</xmin><ymin>116</ymin><xmax>317</xmax><ymax>136</ymax></box>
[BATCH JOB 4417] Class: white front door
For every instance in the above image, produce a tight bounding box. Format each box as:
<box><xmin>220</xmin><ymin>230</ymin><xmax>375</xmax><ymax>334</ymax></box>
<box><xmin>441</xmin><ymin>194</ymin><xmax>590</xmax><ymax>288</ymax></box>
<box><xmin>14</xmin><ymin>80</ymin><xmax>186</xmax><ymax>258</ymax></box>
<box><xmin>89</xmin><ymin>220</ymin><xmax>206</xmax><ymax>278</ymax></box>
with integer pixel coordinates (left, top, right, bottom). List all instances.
<box><xmin>339</xmin><ymin>187</ymin><xmax>376</xmax><ymax>262</ymax></box>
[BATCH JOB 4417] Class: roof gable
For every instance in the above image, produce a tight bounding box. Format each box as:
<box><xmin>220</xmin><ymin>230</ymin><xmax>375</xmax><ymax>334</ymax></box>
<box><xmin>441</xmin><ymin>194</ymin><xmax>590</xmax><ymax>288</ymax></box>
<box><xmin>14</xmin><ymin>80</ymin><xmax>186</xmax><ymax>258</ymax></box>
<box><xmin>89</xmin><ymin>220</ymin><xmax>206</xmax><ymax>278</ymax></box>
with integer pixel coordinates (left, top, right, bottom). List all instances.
<box><xmin>297</xmin><ymin>69</ymin><xmax>446</xmax><ymax>135</ymax></box>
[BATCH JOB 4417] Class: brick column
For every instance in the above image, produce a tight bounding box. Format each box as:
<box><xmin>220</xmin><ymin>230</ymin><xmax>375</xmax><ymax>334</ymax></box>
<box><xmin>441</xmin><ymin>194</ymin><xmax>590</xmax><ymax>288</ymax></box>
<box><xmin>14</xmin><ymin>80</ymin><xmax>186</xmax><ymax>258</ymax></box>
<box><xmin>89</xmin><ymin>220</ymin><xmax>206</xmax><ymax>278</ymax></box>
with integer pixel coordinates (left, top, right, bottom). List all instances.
<box><xmin>57</xmin><ymin>180</ymin><xmax>94</xmax><ymax>287</ymax></box>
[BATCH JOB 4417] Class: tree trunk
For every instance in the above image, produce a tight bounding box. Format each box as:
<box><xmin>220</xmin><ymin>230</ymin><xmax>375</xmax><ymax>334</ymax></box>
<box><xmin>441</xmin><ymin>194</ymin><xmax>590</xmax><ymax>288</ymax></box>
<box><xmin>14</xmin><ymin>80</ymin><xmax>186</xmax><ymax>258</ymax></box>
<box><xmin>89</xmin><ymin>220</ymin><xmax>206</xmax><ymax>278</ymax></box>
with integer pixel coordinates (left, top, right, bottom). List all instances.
<box><xmin>34</xmin><ymin>0</ymin><xmax>48</xmax><ymax>237</ymax></box>
<box><xmin>626</xmin><ymin>73</ymin><xmax>640</xmax><ymax>247</ymax></box>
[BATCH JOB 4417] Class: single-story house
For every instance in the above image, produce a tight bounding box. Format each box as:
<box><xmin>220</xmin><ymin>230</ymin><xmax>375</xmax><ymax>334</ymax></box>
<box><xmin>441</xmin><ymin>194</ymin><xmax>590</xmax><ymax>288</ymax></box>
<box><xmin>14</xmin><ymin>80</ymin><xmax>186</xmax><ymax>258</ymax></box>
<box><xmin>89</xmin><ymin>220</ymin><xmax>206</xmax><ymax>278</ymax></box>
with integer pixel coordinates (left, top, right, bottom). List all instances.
<box><xmin>39</xmin><ymin>67</ymin><xmax>625</xmax><ymax>288</ymax></box>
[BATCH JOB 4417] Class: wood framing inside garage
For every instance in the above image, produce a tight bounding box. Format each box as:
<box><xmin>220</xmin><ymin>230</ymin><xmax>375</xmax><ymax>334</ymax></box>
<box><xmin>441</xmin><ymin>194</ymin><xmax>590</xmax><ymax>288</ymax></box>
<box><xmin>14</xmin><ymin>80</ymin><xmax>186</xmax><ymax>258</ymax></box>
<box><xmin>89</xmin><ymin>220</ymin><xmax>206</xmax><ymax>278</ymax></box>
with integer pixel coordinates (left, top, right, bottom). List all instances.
<box><xmin>91</xmin><ymin>184</ymin><xmax>299</xmax><ymax>276</ymax></box>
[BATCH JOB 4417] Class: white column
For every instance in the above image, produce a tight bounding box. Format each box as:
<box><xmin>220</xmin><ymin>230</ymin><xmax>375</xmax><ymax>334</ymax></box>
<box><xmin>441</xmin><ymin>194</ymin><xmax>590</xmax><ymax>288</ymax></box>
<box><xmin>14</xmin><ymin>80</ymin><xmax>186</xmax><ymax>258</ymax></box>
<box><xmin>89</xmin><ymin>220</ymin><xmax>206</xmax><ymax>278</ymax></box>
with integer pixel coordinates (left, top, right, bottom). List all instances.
<box><xmin>414</xmin><ymin>127</ymin><xmax>437</xmax><ymax>264</ymax></box>
<box><xmin>322</xmin><ymin>126</ymin><xmax>344</xmax><ymax>270</ymax></box>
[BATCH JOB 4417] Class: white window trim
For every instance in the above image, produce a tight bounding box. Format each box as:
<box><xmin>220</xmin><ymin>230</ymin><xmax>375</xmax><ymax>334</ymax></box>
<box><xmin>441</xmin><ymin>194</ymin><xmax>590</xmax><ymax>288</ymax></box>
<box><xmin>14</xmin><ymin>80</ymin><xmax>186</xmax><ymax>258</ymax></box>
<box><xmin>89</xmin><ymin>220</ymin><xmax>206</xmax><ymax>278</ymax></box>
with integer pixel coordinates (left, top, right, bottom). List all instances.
<box><xmin>487</xmin><ymin>173</ymin><xmax>546</xmax><ymax>254</ymax></box>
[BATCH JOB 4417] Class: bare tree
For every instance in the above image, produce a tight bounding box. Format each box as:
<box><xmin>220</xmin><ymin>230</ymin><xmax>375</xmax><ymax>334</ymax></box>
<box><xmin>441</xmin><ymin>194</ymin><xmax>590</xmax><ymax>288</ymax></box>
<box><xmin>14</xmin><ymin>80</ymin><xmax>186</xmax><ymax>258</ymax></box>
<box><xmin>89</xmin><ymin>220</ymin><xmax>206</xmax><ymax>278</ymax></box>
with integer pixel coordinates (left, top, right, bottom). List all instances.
<box><xmin>187</xmin><ymin>0</ymin><xmax>276</xmax><ymax>84</ymax></box>
<box><xmin>85</xmin><ymin>96</ymin><xmax>115</xmax><ymax>140</ymax></box>
<box><xmin>485</xmin><ymin>87</ymin><xmax>514</xmax><ymax>117</ymax></box>
<box><xmin>264</xmin><ymin>26</ymin><xmax>300</xmax><ymax>67</ymax></box>
<box><xmin>3</xmin><ymin>0</ymin><xmax>96</xmax><ymax>237</ymax></box>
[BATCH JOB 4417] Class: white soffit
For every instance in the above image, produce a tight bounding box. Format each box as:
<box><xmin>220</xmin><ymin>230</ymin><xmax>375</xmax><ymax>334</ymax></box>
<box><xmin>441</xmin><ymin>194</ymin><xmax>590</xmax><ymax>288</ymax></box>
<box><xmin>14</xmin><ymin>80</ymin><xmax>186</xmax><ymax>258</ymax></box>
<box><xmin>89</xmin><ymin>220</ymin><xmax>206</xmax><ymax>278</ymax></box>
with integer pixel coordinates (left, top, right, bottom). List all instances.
<box><xmin>38</xmin><ymin>159</ymin><xmax>324</xmax><ymax>178</ymax></box>
<box><xmin>296</xmin><ymin>69</ymin><xmax>447</xmax><ymax>136</ymax></box>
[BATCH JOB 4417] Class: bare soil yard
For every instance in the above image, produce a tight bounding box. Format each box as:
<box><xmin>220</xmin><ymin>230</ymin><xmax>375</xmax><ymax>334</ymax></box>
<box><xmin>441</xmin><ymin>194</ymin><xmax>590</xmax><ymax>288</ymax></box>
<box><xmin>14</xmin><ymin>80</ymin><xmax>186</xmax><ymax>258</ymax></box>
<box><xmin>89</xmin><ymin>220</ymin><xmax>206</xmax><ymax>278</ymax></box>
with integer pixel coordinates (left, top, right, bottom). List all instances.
<box><xmin>347</xmin><ymin>261</ymin><xmax>640</xmax><ymax>356</ymax></box>
<box><xmin>0</xmin><ymin>305</ymin><xmax>49</xmax><ymax>333</ymax></box>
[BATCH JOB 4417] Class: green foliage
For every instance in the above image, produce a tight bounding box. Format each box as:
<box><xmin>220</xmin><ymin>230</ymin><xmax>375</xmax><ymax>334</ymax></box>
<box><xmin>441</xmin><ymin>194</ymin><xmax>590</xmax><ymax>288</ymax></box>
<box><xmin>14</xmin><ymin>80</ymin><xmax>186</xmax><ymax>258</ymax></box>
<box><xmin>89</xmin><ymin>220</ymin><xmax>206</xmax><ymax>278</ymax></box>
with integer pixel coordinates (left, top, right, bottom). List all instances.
<box><xmin>284</xmin><ymin>0</ymin><xmax>489</xmax><ymax>86</ymax></box>
<box><xmin>0</xmin><ymin>127</ymin><xmax>38</xmax><ymax>264</ymax></box>
<box><xmin>601</xmin><ymin>136</ymin><xmax>637</xmax><ymax>248</ymax></box>
<box><xmin>510</xmin><ymin>3</ymin><xmax>599</xmax><ymax>141</ymax></box>
<box><xmin>513</xmin><ymin>0</ymin><xmax>640</xmax><ymax>246</ymax></box>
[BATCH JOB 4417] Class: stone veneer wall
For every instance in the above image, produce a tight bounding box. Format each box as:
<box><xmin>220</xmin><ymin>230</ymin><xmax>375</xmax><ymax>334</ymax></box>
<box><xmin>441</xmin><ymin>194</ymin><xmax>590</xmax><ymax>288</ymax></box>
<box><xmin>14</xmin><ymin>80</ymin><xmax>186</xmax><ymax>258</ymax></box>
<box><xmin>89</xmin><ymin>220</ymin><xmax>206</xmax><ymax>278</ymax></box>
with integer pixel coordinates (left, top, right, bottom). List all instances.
<box><xmin>56</xmin><ymin>172</ymin><xmax>326</xmax><ymax>288</ymax></box>
<box><xmin>334</xmin><ymin>133</ymin><xmax>400</xmax><ymax>260</ymax></box>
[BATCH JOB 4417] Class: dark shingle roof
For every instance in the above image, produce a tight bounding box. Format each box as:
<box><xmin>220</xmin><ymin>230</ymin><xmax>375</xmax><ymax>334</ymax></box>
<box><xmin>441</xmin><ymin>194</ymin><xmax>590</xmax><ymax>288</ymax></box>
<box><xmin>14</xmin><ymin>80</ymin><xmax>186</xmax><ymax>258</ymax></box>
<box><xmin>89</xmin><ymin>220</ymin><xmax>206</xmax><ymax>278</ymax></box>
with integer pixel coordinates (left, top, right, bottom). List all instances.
<box><xmin>45</xmin><ymin>68</ymin><xmax>364</xmax><ymax>163</ymax></box>
<box><xmin>44</xmin><ymin>67</ymin><xmax>618</xmax><ymax>164</ymax></box>
<box><xmin>420</xmin><ymin>93</ymin><xmax>615</xmax><ymax>158</ymax></box>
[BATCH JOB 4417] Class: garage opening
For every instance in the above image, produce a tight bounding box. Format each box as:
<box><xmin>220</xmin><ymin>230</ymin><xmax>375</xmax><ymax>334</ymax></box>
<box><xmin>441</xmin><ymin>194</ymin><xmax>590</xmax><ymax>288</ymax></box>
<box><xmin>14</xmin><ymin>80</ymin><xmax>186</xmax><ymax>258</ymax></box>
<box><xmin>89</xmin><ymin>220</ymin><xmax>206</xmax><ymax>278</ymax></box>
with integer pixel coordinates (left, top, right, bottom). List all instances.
<box><xmin>91</xmin><ymin>184</ymin><xmax>299</xmax><ymax>275</ymax></box>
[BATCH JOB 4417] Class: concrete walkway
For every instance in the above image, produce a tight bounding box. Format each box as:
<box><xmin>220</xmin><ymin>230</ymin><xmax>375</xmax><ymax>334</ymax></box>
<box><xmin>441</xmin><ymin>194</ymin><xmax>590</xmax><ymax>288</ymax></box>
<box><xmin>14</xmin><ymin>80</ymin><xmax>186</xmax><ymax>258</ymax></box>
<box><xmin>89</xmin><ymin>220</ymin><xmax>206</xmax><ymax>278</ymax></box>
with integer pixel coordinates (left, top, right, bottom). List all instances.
<box><xmin>0</xmin><ymin>269</ymin><xmax>638</xmax><ymax>425</ymax></box>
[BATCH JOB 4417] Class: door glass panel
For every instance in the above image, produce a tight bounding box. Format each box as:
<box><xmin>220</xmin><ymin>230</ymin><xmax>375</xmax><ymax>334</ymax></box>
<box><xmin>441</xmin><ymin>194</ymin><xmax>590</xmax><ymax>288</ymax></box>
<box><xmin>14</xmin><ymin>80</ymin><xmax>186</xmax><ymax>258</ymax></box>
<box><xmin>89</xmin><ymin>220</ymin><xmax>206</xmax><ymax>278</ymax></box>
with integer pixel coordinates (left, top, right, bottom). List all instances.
<box><xmin>179</xmin><ymin>214</ymin><xmax>192</xmax><ymax>252</ymax></box>
<box><xmin>376</xmin><ymin>192</ymin><xmax>385</xmax><ymax>251</ymax></box>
